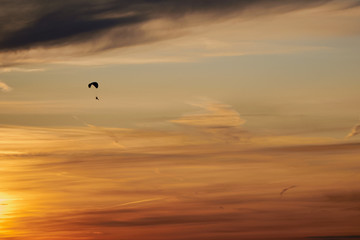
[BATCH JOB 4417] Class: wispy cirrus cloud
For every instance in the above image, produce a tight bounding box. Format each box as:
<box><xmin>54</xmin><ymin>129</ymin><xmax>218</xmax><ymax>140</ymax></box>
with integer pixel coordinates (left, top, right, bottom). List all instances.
<box><xmin>171</xmin><ymin>100</ymin><xmax>245</xmax><ymax>129</ymax></box>
<box><xmin>0</xmin><ymin>67</ymin><xmax>44</xmax><ymax>73</ymax></box>
<box><xmin>347</xmin><ymin>122</ymin><xmax>360</xmax><ymax>138</ymax></box>
<box><xmin>171</xmin><ymin>99</ymin><xmax>248</xmax><ymax>143</ymax></box>
<box><xmin>0</xmin><ymin>81</ymin><xmax>12</xmax><ymax>92</ymax></box>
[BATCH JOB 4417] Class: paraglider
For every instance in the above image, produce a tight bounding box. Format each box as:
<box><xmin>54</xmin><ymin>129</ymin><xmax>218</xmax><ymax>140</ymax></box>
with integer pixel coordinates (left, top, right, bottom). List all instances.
<box><xmin>88</xmin><ymin>82</ymin><xmax>99</xmax><ymax>100</ymax></box>
<box><xmin>88</xmin><ymin>82</ymin><xmax>98</xmax><ymax>89</ymax></box>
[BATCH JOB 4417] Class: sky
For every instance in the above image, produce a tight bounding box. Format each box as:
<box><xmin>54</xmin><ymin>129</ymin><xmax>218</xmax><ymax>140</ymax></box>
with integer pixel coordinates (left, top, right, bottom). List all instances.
<box><xmin>0</xmin><ymin>0</ymin><xmax>360</xmax><ymax>239</ymax></box>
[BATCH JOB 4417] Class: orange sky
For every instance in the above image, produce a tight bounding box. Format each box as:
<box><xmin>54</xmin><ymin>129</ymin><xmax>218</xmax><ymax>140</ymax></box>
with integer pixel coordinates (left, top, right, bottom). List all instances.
<box><xmin>1</xmin><ymin>101</ymin><xmax>360</xmax><ymax>240</ymax></box>
<box><xmin>1</xmin><ymin>1</ymin><xmax>360</xmax><ymax>239</ymax></box>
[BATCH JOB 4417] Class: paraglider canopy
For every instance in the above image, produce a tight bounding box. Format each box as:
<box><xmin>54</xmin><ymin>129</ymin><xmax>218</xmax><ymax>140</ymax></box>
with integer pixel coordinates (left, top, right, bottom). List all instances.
<box><xmin>88</xmin><ymin>82</ymin><xmax>98</xmax><ymax>88</ymax></box>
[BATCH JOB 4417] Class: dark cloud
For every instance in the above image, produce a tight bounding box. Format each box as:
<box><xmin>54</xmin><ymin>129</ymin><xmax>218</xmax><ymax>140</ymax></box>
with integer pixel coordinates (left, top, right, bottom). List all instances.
<box><xmin>0</xmin><ymin>0</ymin><xmax>149</xmax><ymax>51</ymax></box>
<box><xmin>0</xmin><ymin>0</ymin><xmax>335</xmax><ymax>52</ymax></box>
<box><xmin>0</xmin><ymin>11</ymin><xmax>147</xmax><ymax>50</ymax></box>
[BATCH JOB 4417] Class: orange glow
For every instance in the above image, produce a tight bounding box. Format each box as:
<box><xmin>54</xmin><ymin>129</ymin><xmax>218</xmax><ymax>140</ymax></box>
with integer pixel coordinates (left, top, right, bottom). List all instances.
<box><xmin>0</xmin><ymin>1</ymin><xmax>360</xmax><ymax>239</ymax></box>
<box><xmin>0</xmin><ymin>122</ymin><xmax>359</xmax><ymax>239</ymax></box>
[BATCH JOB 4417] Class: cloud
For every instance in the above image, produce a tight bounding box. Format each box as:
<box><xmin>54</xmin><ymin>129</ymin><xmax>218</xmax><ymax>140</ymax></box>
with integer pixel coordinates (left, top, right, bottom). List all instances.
<box><xmin>1</xmin><ymin>122</ymin><xmax>360</xmax><ymax>240</ymax></box>
<box><xmin>306</xmin><ymin>236</ymin><xmax>360</xmax><ymax>239</ymax></box>
<box><xmin>280</xmin><ymin>185</ymin><xmax>297</xmax><ymax>196</ymax></box>
<box><xmin>72</xmin><ymin>116</ymin><xmax>126</xmax><ymax>148</ymax></box>
<box><xmin>260</xmin><ymin>142</ymin><xmax>360</xmax><ymax>153</ymax></box>
<box><xmin>0</xmin><ymin>1</ymin><xmax>344</xmax><ymax>53</ymax></box>
<box><xmin>347</xmin><ymin>123</ymin><xmax>360</xmax><ymax>138</ymax></box>
<box><xmin>0</xmin><ymin>1</ymin><xmax>147</xmax><ymax>52</ymax></box>
<box><xmin>325</xmin><ymin>191</ymin><xmax>360</xmax><ymax>203</ymax></box>
<box><xmin>171</xmin><ymin>99</ymin><xmax>247</xmax><ymax>143</ymax></box>
<box><xmin>0</xmin><ymin>67</ymin><xmax>44</xmax><ymax>73</ymax></box>
<box><xmin>82</xmin><ymin>212</ymin><xmax>240</xmax><ymax>227</ymax></box>
<box><xmin>171</xmin><ymin>100</ymin><xmax>245</xmax><ymax>129</ymax></box>
<box><xmin>0</xmin><ymin>0</ymin><xmax>358</xmax><ymax>67</ymax></box>
<box><xmin>0</xmin><ymin>81</ymin><xmax>12</xmax><ymax>92</ymax></box>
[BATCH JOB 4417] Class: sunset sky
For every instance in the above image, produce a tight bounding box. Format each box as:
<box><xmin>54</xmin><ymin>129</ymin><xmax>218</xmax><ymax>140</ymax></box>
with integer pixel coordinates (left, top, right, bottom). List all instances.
<box><xmin>1</xmin><ymin>1</ymin><xmax>360</xmax><ymax>239</ymax></box>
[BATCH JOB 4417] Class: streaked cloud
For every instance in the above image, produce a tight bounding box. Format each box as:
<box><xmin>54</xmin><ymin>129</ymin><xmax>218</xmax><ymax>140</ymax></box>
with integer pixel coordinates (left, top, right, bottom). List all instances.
<box><xmin>1</xmin><ymin>121</ymin><xmax>360</xmax><ymax>239</ymax></box>
<box><xmin>347</xmin><ymin>123</ymin><xmax>360</xmax><ymax>138</ymax></box>
<box><xmin>306</xmin><ymin>236</ymin><xmax>360</xmax><ymax>239</ymax></box>
<box><xmin>0</xmin><ymin>67</ymin><xmax>44</xmax><ymax>73</ymax></box>
<box><xmin>171</xmin><ymin>100</ymin><xmax>245</xmax><ymax>129</ymax></box>
<box><xmin>280</xmin><ymin>185</ymin><xmax>297</xmax><ymax>196</ymax></box>
<box><xmin>171</xmin><ymin>99</ymin><xmax>248</xmax><ymax>143</ymax></box>
<box><xmin>261</xmin><ymin>142</ymin><xmax>360</xmax><ymax>153</ymax></box>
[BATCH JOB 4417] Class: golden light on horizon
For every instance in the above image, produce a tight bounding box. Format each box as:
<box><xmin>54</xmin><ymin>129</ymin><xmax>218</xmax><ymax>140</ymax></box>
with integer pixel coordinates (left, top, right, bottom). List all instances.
<box><xmin>0</xmin><ymin>193</ymin><xmax>21</xmax><ymax>234</ymax></box>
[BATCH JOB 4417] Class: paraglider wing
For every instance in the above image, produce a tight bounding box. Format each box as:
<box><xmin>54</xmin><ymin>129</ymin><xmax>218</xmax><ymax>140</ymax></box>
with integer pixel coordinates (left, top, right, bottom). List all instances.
<box><xmin>88</xmin><ymin>82</ymin><xmax>99</xmax><ymax>88</ymax></box>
